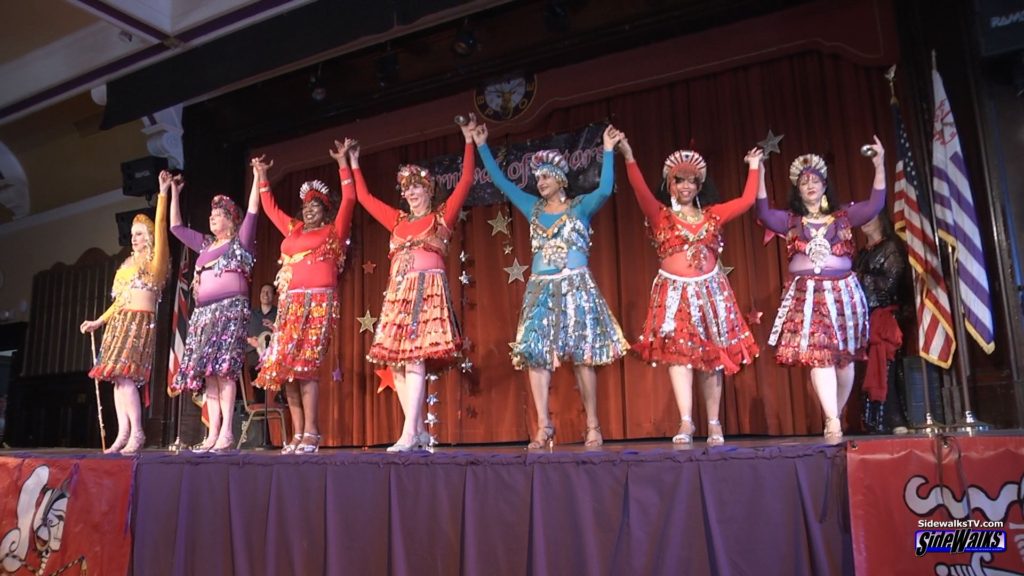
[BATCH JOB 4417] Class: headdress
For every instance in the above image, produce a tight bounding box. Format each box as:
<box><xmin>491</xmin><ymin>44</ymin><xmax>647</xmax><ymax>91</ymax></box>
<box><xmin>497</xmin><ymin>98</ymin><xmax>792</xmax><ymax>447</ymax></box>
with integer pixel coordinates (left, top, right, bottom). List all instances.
<box><xmin>529</xmin><ymin>149</ymin><xmax>569</xmax><ymax>185</ymax></box>
<box><xmin>662</xmin><ymin>150</ymin><xmax>707</xmax><ymax>182</ymax></box>
<box><xmin>789</xmin><ymin>154</ymin><xmax>828</xmax><ymax>186</ymax></box>
<box><xmin>396</xmin><ymin>164</ymin><xmax>434</xmax><ymax>194</ymax></box>
<box><xmin>210</xmin><ymin>195</ymin><xmax>241</xmax><ymax>226</ymax></box>
<box><xmin>299</xmin><ymin>179</ymin><xmax>332</xmax><ymax>209</ymax></box>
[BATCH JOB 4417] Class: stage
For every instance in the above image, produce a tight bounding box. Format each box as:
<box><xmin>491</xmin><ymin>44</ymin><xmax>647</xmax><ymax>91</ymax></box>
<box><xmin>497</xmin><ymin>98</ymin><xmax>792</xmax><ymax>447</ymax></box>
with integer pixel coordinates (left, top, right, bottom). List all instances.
<box><xmin>2</xmin><ymin>433</ymin><xmax>1023</xmax><ymax>576</ymax></box>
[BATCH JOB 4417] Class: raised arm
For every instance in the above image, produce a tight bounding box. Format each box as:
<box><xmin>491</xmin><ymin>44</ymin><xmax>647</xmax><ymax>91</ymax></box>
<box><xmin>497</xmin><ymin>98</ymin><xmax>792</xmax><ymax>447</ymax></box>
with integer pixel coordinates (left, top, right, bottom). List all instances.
<box><xmin>348</xmin><ymin>144</ymin><xmax>399</xmax><ymax>230</ymax></box>
<box><xmin>148</xmin><ymin>190</ymin><xmax>170</xmax><ymax>285</ymax></box>
<box><xmin>846</xmin><ymin>135</ymin><xmax>887</xmax><ymax>227</ymax></box>
<box><xmin>168</xmin><ymin>172</ymin><xmax>205</xmax><ymax>251</ymax></box>
<box><xmin>575</xmin><ymin>125</ymin><xmax>622</xmax><ymax>217</ymax></box>
<box><xmin>254</xmin><ymin>156</ymin><xmax>293</xmax><ymax>235</ymax></box>
<box><xmin>442</xmin><ymin>119</ymin><xmax>480</xmax><ymax>227</ymax></box>
<box><xmin>330</xmin><ymin>138</ymin><xmax>358</xmax><ymax>240</ymax></box>
<box><xmin>755</xmin><ymin>162</ymin><xmax>790</xmax><ymax>234</ymax></box>
<box><xmin>711</xmin><ymin>148</ymin><xmax>763</xmax><ymax>224</ymax></box>
<box><xmin>470</xmin><ymin>123</ymin><xmax>537</xmax><ymax>216</ymax></box>
<box><xmin>618</xmin><ymin>137</ymin><xmax>663</xmax><ymax>223</ymax></box>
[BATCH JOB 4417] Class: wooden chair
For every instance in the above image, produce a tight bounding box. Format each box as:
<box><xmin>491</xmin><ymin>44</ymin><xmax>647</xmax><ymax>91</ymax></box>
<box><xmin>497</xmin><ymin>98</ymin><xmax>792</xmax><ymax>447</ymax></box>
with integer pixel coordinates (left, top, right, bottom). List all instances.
<box><xmin>237</xmin><ymin>357</ymin><xmax>288</xmax><ymax>448</ymax></box>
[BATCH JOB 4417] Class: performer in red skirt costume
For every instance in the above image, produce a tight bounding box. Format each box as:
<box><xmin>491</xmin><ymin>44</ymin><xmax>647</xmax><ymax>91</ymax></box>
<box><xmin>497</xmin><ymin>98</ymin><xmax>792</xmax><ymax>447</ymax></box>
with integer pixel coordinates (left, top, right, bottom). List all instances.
<box><xmin>756</xmin><ymin>137</ymin><xmax>886</xmax><ymax>441</ymax></box>
<box><xmin>619</xmin><ymin>135</ymin><xmax>762</xmax><ymax>445</ymax></box>
<box><xmin>353</xmin><ymin>115</ymin><xmax>478</xmax><ymax>452</ymax></box>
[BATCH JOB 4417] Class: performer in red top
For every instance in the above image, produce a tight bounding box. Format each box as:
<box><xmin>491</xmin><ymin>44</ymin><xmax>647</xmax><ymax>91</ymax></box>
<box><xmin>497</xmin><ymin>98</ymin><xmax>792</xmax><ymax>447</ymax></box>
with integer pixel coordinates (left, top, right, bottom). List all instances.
<box><xmin>353</xmin><ymin>115</ymin><xmax>477</xmax><ymax>452</ymax></box>
<box><xmin>619</xmin><ymin>136</ymin><xmax>762</xmax><ymax>445</ymax></box>
<box><xmin>254</xmin><ymin>141</ymin><xmax>357</xmax><ymax>454</ymax></box>
<box><xmin>756</xmin><ymin>137</ymin><xmax>886</xmax><ymax>441</ymax></box>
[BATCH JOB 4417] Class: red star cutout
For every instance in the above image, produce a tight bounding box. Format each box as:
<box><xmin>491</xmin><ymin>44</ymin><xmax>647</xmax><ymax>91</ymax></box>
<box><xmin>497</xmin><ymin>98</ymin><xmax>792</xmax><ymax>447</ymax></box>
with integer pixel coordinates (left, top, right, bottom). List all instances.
<box><xmin>745</xmin><ymin>309</ymin><xmax>763</xmax><ymax>325</ymax></box>
<box><xmin>362</xmin><ymin>260</ymin><xmax>377</xmax><ymax>274</ymax></box>
<box><xmin>375</xmin><ymin>367</ymin><xmax>394</xmax><ymax>393</ymax></box>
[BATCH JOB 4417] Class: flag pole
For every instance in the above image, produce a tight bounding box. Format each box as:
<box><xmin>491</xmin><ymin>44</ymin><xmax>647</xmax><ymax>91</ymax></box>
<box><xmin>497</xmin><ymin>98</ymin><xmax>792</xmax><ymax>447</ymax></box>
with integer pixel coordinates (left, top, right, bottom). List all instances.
<box><xmin>89</xmin><ymin>332</ymin><xmax>108</xmax><ymax>451</ymax></box>
<box><xmin>167</xmin><ymin>392</ymin><xmax>186</xmax><ymax>454</ymax></box>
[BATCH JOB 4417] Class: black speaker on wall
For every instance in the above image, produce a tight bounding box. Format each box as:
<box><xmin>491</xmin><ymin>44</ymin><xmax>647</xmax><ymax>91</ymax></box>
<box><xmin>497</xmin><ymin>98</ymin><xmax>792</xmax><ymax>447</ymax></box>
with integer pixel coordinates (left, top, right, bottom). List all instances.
<box><xmin>115</xmin><ymin>207</ymin><xmax>157</xmax><ymax>247</ymax></box>
<box><xmin>120</xmin><ymin>156</ymin><xmax>168</xmax><ymax>198</ymax></box>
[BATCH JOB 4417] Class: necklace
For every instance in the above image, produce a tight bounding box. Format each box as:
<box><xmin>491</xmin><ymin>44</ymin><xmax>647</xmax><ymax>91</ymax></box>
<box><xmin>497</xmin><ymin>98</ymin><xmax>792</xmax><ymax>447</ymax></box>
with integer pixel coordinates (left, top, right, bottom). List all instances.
<box><xmin>673</xmin><ymin>208</ymin><xmax>703</xmax><ymax>224</ymax></box>
<box><xmin>407</xmin><ymin>210</ymin><xmax>431</xmax><ymax>222</ymax></box>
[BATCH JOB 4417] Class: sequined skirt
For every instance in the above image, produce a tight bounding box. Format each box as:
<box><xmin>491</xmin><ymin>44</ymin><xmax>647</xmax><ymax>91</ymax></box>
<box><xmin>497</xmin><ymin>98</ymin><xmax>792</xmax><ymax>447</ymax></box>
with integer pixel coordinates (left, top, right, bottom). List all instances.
<box><xmin>367</xmin><ymin>269</ymin><xmax>461</xmax><ymax>367</ymax></box>
<box><xmin>632</xmin><ymin>267</ymin><xmax>758</xmax><ymax>374</ymax></box>
<box><xmin>172</xmin><ymin>295</ymin><xmax>250</xmax><ymax>391</ymax></box>
<box><xmin>769</xmin><ymin>272</ymin><xmax>868</xmax><ymax>368</ymax></box>
<box><xmin>88</xmin><ymin>309</ymin><xmax>156</xmax><ymax>386</ymax></box>
<box><xmin>255</xmin><ymin>288</ymin><xmax>338</xmax><ymax>390</ymax></box>
<box><xmin>512</xmin><ymin>268</ymin><xmax>628</xmax><ymax>370</ymax></box>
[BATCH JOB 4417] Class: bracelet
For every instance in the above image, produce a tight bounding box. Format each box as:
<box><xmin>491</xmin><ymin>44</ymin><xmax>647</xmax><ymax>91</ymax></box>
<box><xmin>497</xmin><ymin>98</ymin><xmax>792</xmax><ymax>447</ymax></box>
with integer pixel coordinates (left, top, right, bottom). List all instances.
<box><xmin>258</xmin><ymin>181</ymin><xmax>270</xmax><ymax>188</ymax></box>
<box><xmin>341</xmin><ymin>178</ymin><xmax>354</xmax><ymax>185</ymax></box>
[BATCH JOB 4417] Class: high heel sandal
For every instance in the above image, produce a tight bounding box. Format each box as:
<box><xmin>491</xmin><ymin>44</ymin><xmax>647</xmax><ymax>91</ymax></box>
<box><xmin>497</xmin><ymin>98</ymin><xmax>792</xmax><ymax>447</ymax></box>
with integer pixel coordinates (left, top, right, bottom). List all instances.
<box><xmin>104</xmin><ymin>433</ymin><xmax>129</xmax><ymax>454</ymax></box>
<box><xmin>824</xmin><ymin>417</ymin><xmax>843</xmax><ymax>443</ymax></box>
<box><xmin>192</xmin><ymin>435</ymin><xmax>217</xmax><ymax>454</ymax></box>
<box><xmin>121</xmin><ymin>432</ymin><xmax>146</xmax><ymax>455</ymax></box>
<box><xmin>672</xmin><ymin>416</ymin><xmax>694</xmax><ymax>445</ymax></box>
<box><xmin>584</xmin><ymin>425</ymin><xmax>603</xmax><ymax>448</ymax></box>
<box><xmin>387</xmin><ymin>432</ymin><xmax>419</xmax><ymax>453</ymax></box>
<box><xmin>281</xmin><ymin>434</ymin><xmax>302</xmax><ymax>454</ymax></box>
<box><xmin>210</xmin><ymin>434</ymin><xmax>236</xmax><ymax>454</ymax></box>
<box><xmin>707</xmin><ymin>419</ymin><xmax>725</xmax><ymax>446</ymax></box>
<box><xmin>527</xmin><ymin>425</ymin><xmax>556</xmax><ymax>450</ymax></box>
<box><xmin>297</xmin><ymin>432</ymin><xmax>321</xmax><ymax>454</ymax></box>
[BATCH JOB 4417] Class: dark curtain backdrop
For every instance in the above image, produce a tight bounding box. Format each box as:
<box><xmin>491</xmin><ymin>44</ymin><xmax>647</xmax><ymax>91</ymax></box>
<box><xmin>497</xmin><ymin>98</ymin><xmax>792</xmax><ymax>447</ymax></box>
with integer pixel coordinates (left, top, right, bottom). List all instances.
<box><xmin>252</xmin><ymin>51</ymin><xmax>896</xmax><ymax>447</ymax></box>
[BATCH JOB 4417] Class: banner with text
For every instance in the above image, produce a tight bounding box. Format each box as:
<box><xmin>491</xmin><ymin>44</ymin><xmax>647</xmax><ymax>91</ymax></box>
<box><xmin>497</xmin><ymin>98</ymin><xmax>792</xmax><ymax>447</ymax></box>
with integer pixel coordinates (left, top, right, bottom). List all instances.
<box><xmin>847</xmin><ymin>436</ymin><xmax>1024</xmax><ymax>575</ymax></box>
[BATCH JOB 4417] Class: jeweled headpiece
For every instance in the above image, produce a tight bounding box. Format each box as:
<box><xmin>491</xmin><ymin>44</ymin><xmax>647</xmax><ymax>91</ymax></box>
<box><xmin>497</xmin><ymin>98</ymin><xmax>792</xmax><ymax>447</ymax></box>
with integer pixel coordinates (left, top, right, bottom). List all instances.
<box><xmin>662</xmin><ymin>150</ymin><xmax>707</xmax><ymax>182</ymax></box>
<box><xmin>397</xmin><ymin>164</ymin><xmax>434</xmax><ymax>194</ymax></box>
<box><xmin>529</xmin><ymin>149</ymin><xmax>569</xmax><ymax>185</ymax></box>
<box><xmin>299</xmin><ymin>179</ymin><xmax>332</xmax><ymax>209</ymax></box>
<box><xmin>789</xmin><ymin>154</ymin><xmax>828</xmax><ymax>185</ymax></box>
<box><xmin>210</xmin><ymin>195</ymin><xmax>241</xmax><ymax>226</ymax></box>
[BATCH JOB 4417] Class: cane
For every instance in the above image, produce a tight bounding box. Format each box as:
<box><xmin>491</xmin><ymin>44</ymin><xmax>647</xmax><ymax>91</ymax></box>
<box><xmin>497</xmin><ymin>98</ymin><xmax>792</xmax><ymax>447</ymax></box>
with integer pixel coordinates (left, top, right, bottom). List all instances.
<box><xmin>89</xmin><ymin>331</ymin><xmax>107</xmax><ymax>451</ymax></box>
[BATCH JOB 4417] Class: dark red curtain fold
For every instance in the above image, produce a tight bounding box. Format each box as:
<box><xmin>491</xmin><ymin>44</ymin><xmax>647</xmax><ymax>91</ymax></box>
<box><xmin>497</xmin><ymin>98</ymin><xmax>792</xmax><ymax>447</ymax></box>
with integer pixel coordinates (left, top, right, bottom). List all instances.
<box><xmin>251</xmin><ymin>51</ymin><xmax>895</xmax><ymax>447</ymax></box>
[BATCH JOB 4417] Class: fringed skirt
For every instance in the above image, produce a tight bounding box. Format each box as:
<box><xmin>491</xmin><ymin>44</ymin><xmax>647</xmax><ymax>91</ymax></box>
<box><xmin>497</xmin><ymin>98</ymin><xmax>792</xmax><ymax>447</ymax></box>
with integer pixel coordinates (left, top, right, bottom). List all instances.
<box><xmin>367</xmin><ymin>269</ymin><xmax>461</xmax><ymax>368</ymax></box>
<box><xmin>512</xmin><ymin>267</ymin><xmax>628</xmax><ymax>370</ymax></box>
<box><xmin>172</xmin><ymin>295</ymin><xmax>249</xmax><ymax>392</ymax></box>
<box><xmin>88</xmin><ymin>309</ymin><xmax>156</xmax><ymax>386</ymax></box>
<box><xmin>769</xmin><ymin>272</ymin><xmax>869</xmax><ymax>368</ymax></box>
<box><xmin>632</xmin><ymin>267</ymin><xmax>758</xmax><ymax>374</ymax></box>
<box><xmin>255</xmin><ymin>288</ymin><xmax>338</xmax><ymax>390</ymax></box>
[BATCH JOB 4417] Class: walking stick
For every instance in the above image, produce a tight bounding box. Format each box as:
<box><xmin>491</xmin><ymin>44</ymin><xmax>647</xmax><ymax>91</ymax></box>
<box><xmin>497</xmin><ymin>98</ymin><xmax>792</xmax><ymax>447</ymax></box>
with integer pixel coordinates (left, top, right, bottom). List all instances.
<box><xmin>89</xmin><ymin>331</ymin><xmax>107</xmax><ymax>451</ymax></box>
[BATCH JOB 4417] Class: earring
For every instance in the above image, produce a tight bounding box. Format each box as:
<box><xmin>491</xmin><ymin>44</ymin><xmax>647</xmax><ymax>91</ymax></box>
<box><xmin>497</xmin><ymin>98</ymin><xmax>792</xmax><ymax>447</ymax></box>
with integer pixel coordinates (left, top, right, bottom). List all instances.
<box><xmin>696</xmin><ymin>196</ymin><xmax>702</xmax><ymax>211</ymax></box>
<box><xmin>670</xmin><ymin>195</ymin><xmax>682</xmax><ymax>212</ymax></box>
<box><xmin>820</xmin><ymin>195</ymin><xmax>830</xmax><ymax>211</ymax></box>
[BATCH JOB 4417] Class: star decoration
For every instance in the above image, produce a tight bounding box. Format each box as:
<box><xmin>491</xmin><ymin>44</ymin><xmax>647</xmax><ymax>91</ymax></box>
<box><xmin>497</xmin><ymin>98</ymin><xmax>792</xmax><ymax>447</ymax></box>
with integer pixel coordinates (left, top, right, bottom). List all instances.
<box><xmin>426</xmin><ymin>372</ymin><xmax>440</xmax><ymax>382</ymax></box>
<box><xmin>504</xmin><ymin>258</ymin><xmax>528</xmax><ymax>283</ymax></box>
<box><xmin>459</xmin><ymin>271</ymin><xmax>473</xmax><ymax>285</ymax></box>
<box><xmin>459</xmin><ymin>359</ymin><xmax>474</xmax><ymax>373</ymax></box>
<box><xmin>762</xmin><ymin>227</ymin><xmax>780</xmax><ymax>245</ymax></box>
<box><xmin>458</xmin><ymin>208</ymin><xmax>470</xmax><ymax>223</ymax></box>
<box><xmin>503</xmin><ymin>243</ymin><xmax>514</xmax><ymax>255</ymax></box>
<box><xmin>461</xmin><ymin>337</ymin><xmax>473</xmax><ymax>352</ymax></box>
<box><xmin>361</xmin><ymin>260</ymin><xmax>377</xmax><ymax>274</ymax></box>
<box><xmin>758</xmin><ymin>129</ymin><xmax>784</xmax><ymax>157</ymax></box>
<box><xmin>375</xmin><ymin>367</ymin><xmax>394</xmax><ymax>393</ymax></box>
<box><xmin>424</xmin><ymin>412</ymin><xmax>439</xmax><ymax>425</ymax></box>
<box><xmin>357</xmin><ymin>310</ymin><xmax>378</xmax><ymax>333</ymax></box>
<box><xmin>721</xmin><ymin>265</ymin><xmax>734</xmax><ymax>276</ymax></box>
<box><xmin>426</xmin><ymin>392</ymin><xmax>439</xmax><ymax>406</ymax></box>
<box><xmin>746</xmin><ymin>309</ymin><xmax>764</xmax><ymax>325</ymax></box>
<box><xmin>466</xmin><ymin>405</ymin><xmax>479</xmax><ymax>419</ymax></box>
<box><xmin>488</xmin><ymin>211</ymin><xmax>511</xmax><ymax>236</ymax></box>
<box><xmin>459</xmin><ymin>250</ymin><xmax>470</xmax><ymax>263</ymax></box>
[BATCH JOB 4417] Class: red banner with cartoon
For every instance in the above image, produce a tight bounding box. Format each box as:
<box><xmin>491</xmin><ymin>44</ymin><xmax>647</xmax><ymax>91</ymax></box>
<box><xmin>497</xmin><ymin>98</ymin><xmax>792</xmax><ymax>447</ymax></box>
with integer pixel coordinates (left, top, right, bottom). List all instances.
<box><xmin>0</xmin><ymin>456</ymin><xmax>133</xmax><ymax>576</ymax></box>
<box><xmin>847</xmin><ymin>436</ymin><xmax>1024</xmax><ymax>575</ymax></box>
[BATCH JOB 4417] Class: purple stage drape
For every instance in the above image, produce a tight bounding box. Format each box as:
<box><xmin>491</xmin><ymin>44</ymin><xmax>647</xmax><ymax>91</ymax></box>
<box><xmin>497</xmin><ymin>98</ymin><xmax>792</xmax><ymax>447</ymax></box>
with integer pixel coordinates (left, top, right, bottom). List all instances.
<box><xmin>131</xmin><ymin>445</ymin><xmax>851</xmax><ymax>575</ymax></box>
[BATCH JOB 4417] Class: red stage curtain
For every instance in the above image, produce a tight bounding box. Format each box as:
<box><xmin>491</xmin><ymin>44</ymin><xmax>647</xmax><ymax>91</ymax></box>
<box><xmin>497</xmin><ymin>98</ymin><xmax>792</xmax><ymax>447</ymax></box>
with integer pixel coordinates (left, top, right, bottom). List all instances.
<box><xmin>252</xmin><ymin>51</ymin><xmax>896</xmax><ymax>447</ymax></box>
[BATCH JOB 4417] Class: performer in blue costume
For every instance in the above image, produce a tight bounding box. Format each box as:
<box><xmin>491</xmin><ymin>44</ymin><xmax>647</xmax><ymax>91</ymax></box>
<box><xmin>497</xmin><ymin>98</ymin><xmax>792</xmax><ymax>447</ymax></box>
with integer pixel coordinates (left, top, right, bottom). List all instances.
<box><xmin>471</xmin><ymin>123</ymin><xmax>629</xmax><ymax>449</ymax></box>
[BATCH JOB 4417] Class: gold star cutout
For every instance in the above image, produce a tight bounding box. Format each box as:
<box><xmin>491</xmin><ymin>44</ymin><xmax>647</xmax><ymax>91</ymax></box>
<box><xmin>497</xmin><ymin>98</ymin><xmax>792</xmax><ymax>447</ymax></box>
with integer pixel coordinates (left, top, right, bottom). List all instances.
<box><xmin>357</xmin><ymin>310</ymin><xmax>378</xmax><ymax>333</ymax></box>
<box><xmin>503</xmin><ymin>258</ymin><xmax>528</xmax><ymax>283</ymax></box>
<box><xmin>362</xmin><ymin>260</ymin><xmax>377</xmax><ymax>274</ymax></box>
<box><xmin>503</xmin><ymin>243</ymin><xmax>513</xmax><ymax>255</ymax></box>
<box><xmin>488</xmin><ymin>211</ymin><xmax>511</xmax><ymax>236</ymax></box>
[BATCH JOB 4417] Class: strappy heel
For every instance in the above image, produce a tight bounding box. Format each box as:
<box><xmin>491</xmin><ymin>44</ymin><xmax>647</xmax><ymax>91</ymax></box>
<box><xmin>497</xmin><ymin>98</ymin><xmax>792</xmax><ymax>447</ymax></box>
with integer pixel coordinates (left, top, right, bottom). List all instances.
<box><xmin>707</xmin><ymin>419</ymin><xmax>725</xmax><ymax>446</ymax></box>
<box><xmin>672</xmin><ymin>416</ymin><xmax>694</xmax><ymax>445</ymax></box>
<box><xmin>387</xmin><ymin>431</ymin><xmax>420</xmax><ymax>453</ymax></box>
<box><xmin>584</xmin><ymin>425</ymin><xmax>603</xmax><ymax>448</ymax></box>
<box><xmin>297</xmin><ymin>432</ymin><xmax>321</xmax><ymax>454</ymax></box>
<box><xmin>281</xmin><ymin>434</ymin><xmax>302</xmax><ymax>454</ymax></box>
<box><xmin>824</xmin><ymin>417</ymin><xmax>843</xmax><ymax>443</ymax></box>
<box><xmin>210</xmin><ymin>434</ymin><xmax>236</xmax><ymax>454</ymax></box>
<box><xmin>528</xmin><ymin>425</ymin><xmax>556</xmax><ymax>450</ymax></box>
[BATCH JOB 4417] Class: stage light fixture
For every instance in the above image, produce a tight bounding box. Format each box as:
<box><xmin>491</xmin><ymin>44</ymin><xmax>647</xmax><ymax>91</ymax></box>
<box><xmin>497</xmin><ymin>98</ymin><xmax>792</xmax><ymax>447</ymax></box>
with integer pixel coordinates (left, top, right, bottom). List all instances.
<box><xmin>452</xmin><ymin>21</ymin><xmax>478</xmax><ymax>57</ymax></box>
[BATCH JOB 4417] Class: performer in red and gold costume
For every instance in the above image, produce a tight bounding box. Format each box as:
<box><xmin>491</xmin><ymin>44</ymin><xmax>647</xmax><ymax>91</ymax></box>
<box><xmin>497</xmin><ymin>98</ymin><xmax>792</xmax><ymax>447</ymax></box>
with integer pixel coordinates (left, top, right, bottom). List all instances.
<box><xmin>254</xmin><ymin>142</ymin><xmax>356</xmax><ymax>454</ymax></box>
<box><xmin>756</xmin><ymin>137</ymin><xmax>886</xmax><ymax>441</ymax></box>
<box><xmin>619</xmin><ymin>136</ymin><xmax>762</xmax><ymax>445</ymax></box>
<box><xmin>353</xmin><ymin>116</ymin><xmax>477</xmax><ymax>452</ymax></box>
<box><xmin>80</xmin><ymin>176</ymin><xmax>170</xmax><ymax>454</ymax></box>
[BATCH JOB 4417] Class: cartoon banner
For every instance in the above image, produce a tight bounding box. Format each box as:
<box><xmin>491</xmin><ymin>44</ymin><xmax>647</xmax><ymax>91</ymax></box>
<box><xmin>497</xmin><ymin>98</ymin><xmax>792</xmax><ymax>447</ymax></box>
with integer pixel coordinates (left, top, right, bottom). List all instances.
<box><xmin>847</xmin><ymin>436</ymin><xmax>1024</xmax><ymax>575</ymax></box>
<box><xmin>0</xmin><ymin>456</ymin><xmax>133</xmax><ymax>576</ymax></box>
<box><xmin>426</xmin><ymin>122</ymin><xmax>609</xmax><ymax>206</ymax></box>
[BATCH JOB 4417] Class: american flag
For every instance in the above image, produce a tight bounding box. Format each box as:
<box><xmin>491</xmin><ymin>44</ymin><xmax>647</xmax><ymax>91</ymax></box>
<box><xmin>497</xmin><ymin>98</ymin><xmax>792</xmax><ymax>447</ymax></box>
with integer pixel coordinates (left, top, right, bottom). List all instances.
<box><xmin>930</xmin><ymin>64</ymin><xmax>995</xmax><ymax>353</ymax></box>
<box><xmin>167</xmin><ymin>245</ymin><xmax>190</xmax><ymax>397</ymax></box>
<box><xmin>891</xmin><ymin>101</ymin><xmax>956</xmax><ymax>368</ymax></box>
